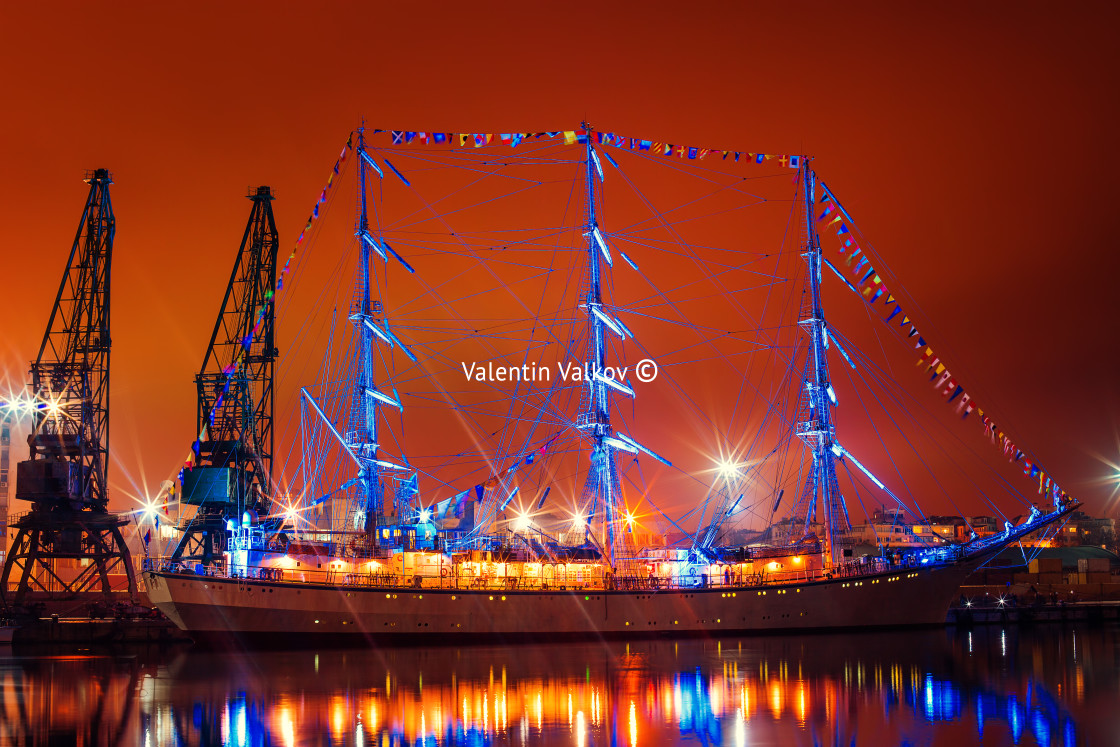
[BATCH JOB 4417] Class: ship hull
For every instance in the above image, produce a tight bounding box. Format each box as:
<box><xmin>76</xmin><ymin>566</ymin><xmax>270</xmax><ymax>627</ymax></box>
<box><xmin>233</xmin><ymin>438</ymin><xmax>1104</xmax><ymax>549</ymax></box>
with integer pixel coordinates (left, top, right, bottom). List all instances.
<box><xmin>144</xmin><ymin>562</ymin><xmax>974</xmax><ymax>645</ymax></box>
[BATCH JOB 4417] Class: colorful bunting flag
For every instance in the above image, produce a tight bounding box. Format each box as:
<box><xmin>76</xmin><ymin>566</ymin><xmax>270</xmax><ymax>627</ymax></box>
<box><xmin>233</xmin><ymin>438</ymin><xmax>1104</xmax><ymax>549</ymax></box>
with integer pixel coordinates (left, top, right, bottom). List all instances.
<box><xmin>816</xmin><ymin>180</ymin><xmax>1069</xmax><ymax>503</ymax></box>
<box><xmin>368</xmin><ymin>128</ymin><xmax>803</xmax><ymax>173</ymax></box>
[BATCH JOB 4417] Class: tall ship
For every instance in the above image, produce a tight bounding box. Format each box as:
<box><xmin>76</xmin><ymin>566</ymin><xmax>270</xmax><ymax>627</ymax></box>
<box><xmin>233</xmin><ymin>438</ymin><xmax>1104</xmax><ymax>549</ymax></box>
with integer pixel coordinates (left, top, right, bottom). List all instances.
<box><xmin>143</xmin><ymin>125</ymin><xmax>1077</xmax><ymax>642</ymax></box>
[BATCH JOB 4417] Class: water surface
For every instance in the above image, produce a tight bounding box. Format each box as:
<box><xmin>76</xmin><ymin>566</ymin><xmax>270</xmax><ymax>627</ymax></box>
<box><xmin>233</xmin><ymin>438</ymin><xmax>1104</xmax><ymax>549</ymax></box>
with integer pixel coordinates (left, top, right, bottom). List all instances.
<box><xmin>1</xmin><ymin>623</ymin><xmax>1115</xmax><ymax>745</ymax></box>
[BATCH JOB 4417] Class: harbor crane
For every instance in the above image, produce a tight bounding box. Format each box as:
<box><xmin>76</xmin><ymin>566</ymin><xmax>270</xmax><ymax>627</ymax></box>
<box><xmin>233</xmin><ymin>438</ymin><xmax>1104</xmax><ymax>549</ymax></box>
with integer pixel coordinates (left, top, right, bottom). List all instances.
<box><xmin>1</xmin><ymin>169</ymin><xmax>137</xmax><ymax>606</ymax></box>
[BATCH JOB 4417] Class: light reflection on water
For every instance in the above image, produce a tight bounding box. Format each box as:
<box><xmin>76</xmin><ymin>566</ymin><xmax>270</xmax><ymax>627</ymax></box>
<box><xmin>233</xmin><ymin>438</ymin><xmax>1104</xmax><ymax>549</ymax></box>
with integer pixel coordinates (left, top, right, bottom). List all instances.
<box><xmin>1</xmin><ymin>624</ymin><xmax>1115</xmax><ymax>745</ymax></box>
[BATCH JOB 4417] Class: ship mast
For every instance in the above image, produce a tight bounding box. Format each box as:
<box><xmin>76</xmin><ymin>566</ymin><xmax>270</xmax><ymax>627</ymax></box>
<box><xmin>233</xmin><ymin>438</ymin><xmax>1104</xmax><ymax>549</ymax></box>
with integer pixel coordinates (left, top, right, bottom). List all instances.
<box><xmin>577</xmin><ymin>124</ymin><xmax>628</xmax><ymax>571</ymax></box>
<box><xmin>795</xmin><ymin>165</ymin><xmax>851</xmax><ymax>567</ymax></box>
<box><xmin>331</xmin><ymin>126</ymin><xmax>414</xmax><ymax>546</ymax></box>
<box><xmin>352</xmin><ymin>127</ymin><xmax>383</xmax><ymax>541</ymax></box>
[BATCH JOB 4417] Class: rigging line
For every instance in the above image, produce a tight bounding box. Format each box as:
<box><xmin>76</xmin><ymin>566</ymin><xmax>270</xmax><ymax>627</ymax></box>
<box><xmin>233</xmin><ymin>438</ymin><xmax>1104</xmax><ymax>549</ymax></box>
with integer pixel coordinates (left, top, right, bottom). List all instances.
<box><xmin>488</xmin><ymin>155</ymin><xmax>579</xmax><ymax>489</ymax></box>
<box><xmin>360</xmin><ymin>155</ymin><xmax>578</xmax><ymax>181</ymax></box>
<box><xmin>644</xmin><ymin>314</ymin><xmax>796</xmax><ymax>452</ymax></box>
<box><xmin>567</xmin><ymin>251</ymin><xmax>759</xmax><ymax>432</ymax></box>
<box><xmin>623</xmin><ymin>288</ymin><xmax>793</xmax><ymax>316</ymax></box>
<box><xmin>737</xmin><ymin>432</ymin><xmax>803</xmax><ymax>531</ymax></box>
<box><xmin>614</xmin><ymin>320</ymin><xmax>797</xmax><ymax>493</ymax></box>
<box><xmin>275</xmin><ymin>244</ymin><xmax>354</xmax><ymax>389</ymax></box>
<box><xmin>385</xmin><ymin>136</ymin><xmax>574</xmax><ymax>159</ymax></box>
<box><xmin>375</xmin><ymin>141</ymin><xmax>577</xmax><ymax>180</ymax></box>
<box><xmin>277</xmin><ymin>306</ymin><xmax>343</xmax><ymax>496</ymax></box>
<box><xmin>367</xmin><ymin>344</ymin><xmax>569</xmax><ymax>470</ymax></box>
<box><xmin>358</xmin><ymin>220</ymin><xmax>583</xmax><ymax>488</ymax></box>
<box><xmin>611</xmin><ymin>253</ymin><xmax>787</xmax><ymax>288</ymax></box>
<box><xmin>388</xmin><ymin>225</ymin><xmax>575</xmax><ymax>236</ymax></box>
<box><xmin>509</xmin><ymin>181</ymin><xmax>591</xmax><ymax>402</ymax></box>
<box><xmin>381</xmin><ymin>179</ymin><xmax>559</xmax><ymax>235</ymax></box>
<box><xmin>834</xmin><ymin>320</ymin><xmax>1025</xmax><ymax>512</ymax></box>
<box><xmin>818</xmin><ymin>187</ymin><xmax>1037</xmax><ymax>464</ymax></box>
<box><xmin>732</xmin><ymin>177</ymin><xmax>803</xmax><ymax>469</ymax></box>
<box><xmin>607</xmin><ymin>155</ymin><xmax>774</xmax><ymax>354</ymax></box>
<box><xmin>383</xmin><ymin>310</ymin><xmax>578</xmax><ymax>327</ymax></box>
<box><xmin>388</xmin><ymin>244</ymin><xmax>571</xmax><ymax>272</ymax></box>
<box><xmin>654</xmin><ymin>347</ymin><xmax>779</xmax><ymax>371</ymax></box>
<box><xmin>368</xmin><ymin>153</ymin><xmax>581</xmax><ymax>364</ymax></box>
<box><xmin>272</xmin><ymin>139</ymin><xmax>354</xmax><ymax>329</ymax></box>
<box><xmin>649</xmin><ymin>347</ymin><xmax>778</xmax><ymax>368</ymax></box>
<box><xmin>385</xmin><ymin>266</ymin><xmax>562</xmax><ymax>318</ymax></box>
<box><xmin>835</xmin><ymin>330</ymin><xmax>959</xmax><ymax>526</ymax></box>
<box><xmin>603</xmin><ymin>143</ymin><xmax>791</xmax><ymax>199</ymax></box>
<box><xmin>618</xmin><ymin>306</ymin><xmax>784</xmax><ymax>336</ymax></box>
<box><xmin>439</xmin><ymin>180</ymin><xmax>575</xmax><ymax>493</ymax></box>
<box><xmin>604</xmin><ymin>230</ymin><xmax>775</xmax><ymax>257</ymax></box>
<box><xmin>273</xmin><ymin>265</ymin><xmax>355</xmax><ymax>481</ymax></box>
<box><xmin>418</xmin><ymin>431</ymin><xmax>542</xmax><ymax>487</ymax></box>
<box><xmin>839</xmin><ymin>438</ymin><xmax>909</xmax><ymax>539</ymax></box>
<box><xmin>609</xmin><ymin>198</ymin><xmax>770</xmax><ymax>242</ymax></box>
<box><xmin>850</xmin><ymin>274</ymin><xmax>897</xmax><ymax>381</ymax></box>
<box><xmin>370</xmin><ymin>147</ymin><xmax>575</xmax><ymax>230</ymax></box>
<box><xmin>606</xmin><ymin>250</ymin><xmax>779</xmax><ymax>283</ymax></box>
<box><xmin>640</xmin><ymin>225</ymin><xmax>806</xmax><ymax>470</ymax></box>
<box><xmin>399</xmin><ymin>240</ymin><xmax>577</xmax><ymax>259</ymax></box>
<box><xmin>832</xmin><ymin>327</ymin><xmax>1019</xmax><ymax>523</ymax></box>
<box><xmin>417</xmin><ymin>139</ymin><xmax>576</xmax><ymax>159</ymax></box>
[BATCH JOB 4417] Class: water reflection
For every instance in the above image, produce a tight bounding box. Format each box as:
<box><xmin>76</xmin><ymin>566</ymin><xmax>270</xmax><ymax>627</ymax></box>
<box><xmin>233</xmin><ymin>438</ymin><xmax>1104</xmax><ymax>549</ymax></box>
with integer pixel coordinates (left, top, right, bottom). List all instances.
<box><xmin>2</xmin><ymin>624</ymin><xmax>1115</xmax><ymax>745</ymax></box>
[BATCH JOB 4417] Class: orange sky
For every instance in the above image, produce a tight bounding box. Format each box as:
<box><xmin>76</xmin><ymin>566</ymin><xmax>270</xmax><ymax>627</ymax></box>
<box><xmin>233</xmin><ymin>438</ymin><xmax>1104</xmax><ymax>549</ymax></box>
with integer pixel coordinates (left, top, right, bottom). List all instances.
<box><xmin>2</xmin><ymin>1</ymin><xmax>1119</xmax><ymax>524</ymax></box>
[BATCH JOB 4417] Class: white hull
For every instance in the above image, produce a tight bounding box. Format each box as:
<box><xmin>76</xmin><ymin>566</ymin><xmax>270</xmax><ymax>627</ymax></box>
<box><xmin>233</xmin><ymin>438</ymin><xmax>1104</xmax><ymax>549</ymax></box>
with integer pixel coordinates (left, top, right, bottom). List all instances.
<box><xmin>144</xmin><ymin>562</ymin><xmax>973</xmax><ymax>642</ymax></box>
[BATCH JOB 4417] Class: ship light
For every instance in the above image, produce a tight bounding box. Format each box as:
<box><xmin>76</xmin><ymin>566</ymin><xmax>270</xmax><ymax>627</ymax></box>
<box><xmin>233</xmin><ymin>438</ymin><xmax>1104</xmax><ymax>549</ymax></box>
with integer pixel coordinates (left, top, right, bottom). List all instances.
<box><xmin>141</xmin><ymin>498</ymin><xmax>159</xmax><ymax>523</ymax></box>
<box><xmin>512</xmin><ymin>513</ymin><xmax>531</xmax><ymax>532</ymax></box>
<box><xmin>793</xmin><ymin>556</ymin><xmax>802</xmax><ymax>564</ymax></box>
<box><xmin>717</xmin><ymin>460</ymin><xmax>739</xmax><ymax>480</ymax></box>
<box><xmin>417</xmin><ymin>508</ymin><xmax>431</xmax><ymax>523</ymax></box>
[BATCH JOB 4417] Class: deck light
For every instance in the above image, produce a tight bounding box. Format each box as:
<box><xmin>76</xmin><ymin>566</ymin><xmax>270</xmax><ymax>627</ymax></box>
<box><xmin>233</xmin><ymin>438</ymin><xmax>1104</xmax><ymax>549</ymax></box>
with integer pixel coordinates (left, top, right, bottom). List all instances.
<box><xmin>141</xmin><ymin>498</ymin><xmax>158</xmax><ymax>523</ymax></box>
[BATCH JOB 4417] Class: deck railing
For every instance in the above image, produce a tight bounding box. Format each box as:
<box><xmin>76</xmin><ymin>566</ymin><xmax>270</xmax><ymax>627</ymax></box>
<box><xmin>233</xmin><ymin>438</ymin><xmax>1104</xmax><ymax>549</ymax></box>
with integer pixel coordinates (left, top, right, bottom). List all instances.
<box><xmin>142</xmin><ymin>553</ymin><xmax>916</xmax><ymax>593</ymax></box>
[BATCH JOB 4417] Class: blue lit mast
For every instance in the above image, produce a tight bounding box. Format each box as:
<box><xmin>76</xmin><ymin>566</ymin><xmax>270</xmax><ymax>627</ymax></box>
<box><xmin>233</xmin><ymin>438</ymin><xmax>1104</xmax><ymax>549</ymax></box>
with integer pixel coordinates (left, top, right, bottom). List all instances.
<box><xmin>351</xmin><ymin>126</ymin><xmax>386</xmax><ymax>540</ymax></box>
<box><xmin>793</xmin><ymin>164</ymin><xmax>852</xmax><ymax>567</ymax></box>
<box><xmin>575</xmin><ymin>124</ymin><xmax>668</xmax><ymax>573</ymax></box>
<box><xmin>302</xmin><ymin>127</ymin><xmax>414</xmax><ymax>551</ymax></box>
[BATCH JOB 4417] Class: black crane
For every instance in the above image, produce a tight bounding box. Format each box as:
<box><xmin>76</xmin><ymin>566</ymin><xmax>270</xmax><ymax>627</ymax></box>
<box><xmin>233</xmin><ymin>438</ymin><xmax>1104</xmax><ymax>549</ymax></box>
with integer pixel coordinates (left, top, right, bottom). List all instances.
<box><xmin>1</xmin><ymin>169</ymin><xmax>137</xmax><ymax>606</ymax></box>
<box><xmin>171</xmin><ymin>186</ymin><xmax>279</xmax><ymax>565</ymax></box>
